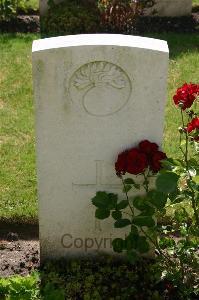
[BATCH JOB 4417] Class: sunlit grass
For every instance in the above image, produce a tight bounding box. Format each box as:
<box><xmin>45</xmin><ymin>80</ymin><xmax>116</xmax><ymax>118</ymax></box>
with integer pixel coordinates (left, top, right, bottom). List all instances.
<box><xmin>0</xmin><ymin>34</ymin><xmax>39</xmax><ymax>223</ymax></box>
<box><xmin>193</xmin><ymin>0</ymin><xmax>199</xmax><ymax>6</ymax></box>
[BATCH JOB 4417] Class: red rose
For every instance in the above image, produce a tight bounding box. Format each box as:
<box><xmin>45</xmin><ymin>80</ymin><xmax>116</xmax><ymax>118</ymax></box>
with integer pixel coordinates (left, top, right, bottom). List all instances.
<box><xmin>115</xmin><ymin>140</ymin><xmax>165</xmax><ymax>177</ymax></box>
<box><xmin>173</xmin><ymin>83</ymin><xmax>199</xmax><ymax>110</ymax></box>
<box><xmin>126</xmin><ymin>148</ymin><xmax>148</xmax><ymax>175</ymax></box>
<box><xmin>139</xmin><ymin>140</ymin><xmax>159</xmax><ymax>155</ymax></box>
<box><xmin>115</xmin><ymin>150</ymin><xmax>128</xmax><ymax>176</ymax></box>
<box><xmin>187</xmin><ymin>117</ymin><xmax>199</xmax><ymax>141</ymax></box>
<box><xmin>187</xmin><ymin>117</ymin><xmax>199</xmax><ymax>133</ymax></box>
<box><xmin>150</xmin><ymin>151</ymin><xmax>167</xmax><ymax>173</ymax></box>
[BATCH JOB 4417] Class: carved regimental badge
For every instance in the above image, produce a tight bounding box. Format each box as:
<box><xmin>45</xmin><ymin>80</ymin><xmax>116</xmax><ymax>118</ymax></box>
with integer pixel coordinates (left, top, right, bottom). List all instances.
<box><xmin>69</xmin><ymin>61</ymin><xmax>132</xmax><ymax>117</ymax></box>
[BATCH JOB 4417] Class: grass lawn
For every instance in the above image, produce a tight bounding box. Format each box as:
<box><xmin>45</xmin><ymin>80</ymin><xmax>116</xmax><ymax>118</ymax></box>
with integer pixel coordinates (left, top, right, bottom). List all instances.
<box><xmin>193</xmin><ymin>0</ymin><xmax>199</xmax><ymax>6</ymax></box>
<box><xmin>20</xmin><ymin>0</ymin><xmax>39</xmax><ymax>11</ymax></box>
<box><xmin>0</xmin><ymin>32</ymin><xmax>199</xmax><ymax>223</ymax></box>
<box><xmin>0</xmin><ymin>34</ymin><xmax>39</xmax><ymax>223</ymax></box>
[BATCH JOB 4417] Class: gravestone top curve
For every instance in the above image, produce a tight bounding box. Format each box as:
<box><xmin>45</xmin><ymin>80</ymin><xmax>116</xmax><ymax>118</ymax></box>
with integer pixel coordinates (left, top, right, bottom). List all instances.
<box><xmin>32</xmin><ymin>34</ymin><xmax>169</xmax><ymax>54</ymax></box>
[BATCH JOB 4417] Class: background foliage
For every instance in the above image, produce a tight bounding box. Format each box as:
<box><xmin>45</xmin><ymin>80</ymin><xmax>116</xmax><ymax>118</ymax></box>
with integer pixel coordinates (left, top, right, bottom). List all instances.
<box><xmin>41</xmin><ymin>0</ymin><xmax>155</xmax><ymax>36</ymax></box>
<box><xmin>0</xmin><ymin>0</ymin><xmax>37</xmax><ymax>21</ymax></box>
<box><xmin>41</xmin><ymin>0</ymin><xmax>101</xmax><ymax>36</ymax></box>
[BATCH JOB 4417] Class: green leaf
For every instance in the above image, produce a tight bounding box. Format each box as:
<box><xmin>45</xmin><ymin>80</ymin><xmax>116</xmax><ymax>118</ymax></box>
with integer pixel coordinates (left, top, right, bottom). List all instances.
<box><xmin>114</xmin><ymin>219</ymin><xmax>131</xmax><ymax>228</ymax></box>
<box><xmin>91</xmin><ymin>192</ymin><xmax>118</xmax><ymax>210</ymax></box>
<box><xmin>91</xmin><ymin>191</ymin><xmax>110</xmax><ymax>208</ymax></box>
<box><xmin>112</xmin><ymin>210</ymin><xmax>122</xmax><ymax>220</ymax></box>
<box><xmin>159</xmin><ymin>237</ymin><xmax>175</xmax><ymax>250</ymax></box>
<box><xmin>125</xmin><ymin>232</ymin><xmax>138</xmax><ymax>250</ymax></box>
<box><xmin>169</xmin><ymin>189</ymin><xmax>188</xmax><ymax>204</ymax></box>
<box><xmin>124</xmin><ymin>178</ymin><xmax>135</xmax><ymax>185</ymax></box>
<box><xmin>139</xmin><ymin>207</ymin><xmax>155</xmax><ymax>216</ymax></box>
<box><xmin>174</xmin><ymin>208</ymin><xmax>189</xmax><ymax>223</ymax></box>
<box><xmin>188</xmin><ymin>158</ymin><xmax>198</xmax><ymax>166</ymax></box>
<box><xmin>116</xmin><ymin>200</ymin><xmax>129</xmax><ymax>210</ymax></box>
<box><xmin>133</xmin><ymin>196</ymin><xmax>155</xmax><ymax>215</ymax></box>
<box><xmin>137</xmin><ymin>236</ymin><xmax>150</xmax><ymax>253</ymax></box>
<box><xmin>133</xmin><ymin>196</ymin><xmax>147</xmax><ymax>210</ymax></box>
<box><xmin>156</xmin><ymin>172</ymin><xmax>179</xmax><ymax>193</ymax></box>
<box><xmin>131</xmin><ymin>225</ymin><xmax>139</xmax><ymax>235</ymax></box>
<box><xmin>112</xmin><ymin>238</ymin><xmax>124</xmax><ymax>253</ymax></box>
<box><xmin>188</xmin><ymin>225</ymin><xmax>199</xmax><ymax>237</ymax></box>
<box><xmin>132</xmin><ymin>216</ymin><xmax>155</xmax><ymax>227</ymax></box>
<box><xmin>147</xmin><ymin>190</ymin><xmax>168</xmax><ymax>210</ymax></box>
<box><xmin>123</xmin><ymin>185</ymin><xmax>132</xmax><ymax>193</ymax></box>
<box><xmin>127</xmin><ymin>250</ymin><xmax>139</xmax><ymax>264</ymax></box>
<box><xmin>193</xmin><ymin>176</ymin><xmax>199</xmax><ymax>184</ymax></box>
<box><xmin>95</xmin><ymin>208</ymin><xmax>110</xmax><ymax>220</ymax></box>
<box><xmin>133</xmin><ymin>196</ymin><xmax>151</xmax><ymax>211</ymax></box>
<box><xmin>107</xmin><ymin>193</ymin><xmax>118</xmax><ymax>209</ymax></box>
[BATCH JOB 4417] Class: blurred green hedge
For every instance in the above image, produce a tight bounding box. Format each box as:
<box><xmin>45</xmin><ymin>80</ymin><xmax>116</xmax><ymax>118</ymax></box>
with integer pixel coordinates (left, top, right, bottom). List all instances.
<box><xmin>41</xmin><ymin>0</ymin><xmax>101</xmax><ymax>37</ymax></box>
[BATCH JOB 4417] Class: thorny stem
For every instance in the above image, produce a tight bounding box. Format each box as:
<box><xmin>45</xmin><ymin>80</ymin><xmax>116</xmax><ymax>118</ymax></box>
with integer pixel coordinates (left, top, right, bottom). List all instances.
<box><xmin>179</xmin><ymin>131</ymin><xmax>186</xmax><ymax>160</ymax></box>
<box><xmin>143</xmin><ymin>172</ymin><xmax>149</xmax><ymax>193</ymax></box>
<box><xmin>180</xmin><ymin>108</ymin><xmax>189</xmax><ymax>166</ymax></box>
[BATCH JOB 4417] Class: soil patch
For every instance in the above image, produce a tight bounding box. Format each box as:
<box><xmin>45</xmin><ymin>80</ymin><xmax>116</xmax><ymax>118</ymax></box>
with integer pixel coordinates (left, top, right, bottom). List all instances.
<box><xmin>0</xmin><ymin>222</ymin><xmax>39</xmax><ymax>240</ymax></box>
<box><xmin>0</xmin><ymin>223</ymin><xmax>39</xmax><ymax>277</ymax></box>
<box><xmin>0</xmin><ymin>239</ymin><xmax>39</xmax><ymax>277</ymax></box>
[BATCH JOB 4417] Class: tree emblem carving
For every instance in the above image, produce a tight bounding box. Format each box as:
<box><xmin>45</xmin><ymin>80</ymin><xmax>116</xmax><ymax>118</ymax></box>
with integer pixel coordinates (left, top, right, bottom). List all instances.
<box><xmin>70</xmin><ymin>61</ymin><xmax>131</xmax><ymax>117</ymax></box>
<box><xmin>73</xmin><ymin>61</ymin><xmax>126</xmax><ymax>90</ymax></box>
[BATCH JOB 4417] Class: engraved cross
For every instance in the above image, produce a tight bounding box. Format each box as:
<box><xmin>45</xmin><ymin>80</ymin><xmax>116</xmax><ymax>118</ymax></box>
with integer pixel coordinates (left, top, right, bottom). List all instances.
<box><xmin>72</xmin><ymin>160</ymin><xmax>122</xmax><ymax>231</ymax></box>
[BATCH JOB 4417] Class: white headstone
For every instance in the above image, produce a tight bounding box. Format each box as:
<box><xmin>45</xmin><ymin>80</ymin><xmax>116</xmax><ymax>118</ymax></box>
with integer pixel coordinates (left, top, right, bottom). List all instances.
<box><xmin>145</xmin><ymin>0</ymin><xmax>192</xmax><ymax>17</ymax></box>
<box><xmin>32</xmin><ymin>34</ymin><xmax>169</xmax><ymax>260</ymax></box>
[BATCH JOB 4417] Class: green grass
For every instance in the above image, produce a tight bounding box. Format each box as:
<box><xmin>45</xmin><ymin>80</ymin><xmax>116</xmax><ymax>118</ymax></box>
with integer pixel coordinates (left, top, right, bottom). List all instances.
<box><xmin>150</xmin><ymin>33</ymin><xmax>199</xmax><ymax>158</ymax></box>
<box><xmin>0</xmin><ymin>33</ymin><xmax>199</xmax><ymax>223</ymax></box>
<box><xmin>0</xmin><ymin>34</ymin><xmax>39</xmax><ymax>223</ymax></box>
<box><xmin>20</xmin><ymin>0</ymin><xmax>39</xmax><ymax>11</ymax></box>
<box><xmin>193</xmin><ymin>0</ymin><xmax>199</xmax><ymax>6</ymax></box>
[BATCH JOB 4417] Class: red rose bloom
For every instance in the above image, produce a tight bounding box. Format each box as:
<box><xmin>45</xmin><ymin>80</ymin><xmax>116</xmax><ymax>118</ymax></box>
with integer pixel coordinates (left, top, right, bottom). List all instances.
<box><xmin>150</xmin><ymin>151</ymin><xmax>167</xmax><ymax>173</ymax></box>
<box><xmin>187</xmin><ymin>117</ymin><xmax>199</xmax><ymax>133</ymax></box>
<box><xmin>115</xmin><ymin>140</ymin><xmax>166</xmax><ymax>177</ymax></box>
<box><xmin>173</xmin><ymin>83</ymin><xmax>199</xmax><ymax>110</ymax></box>
<box><xmin>139</xmin><ymin>140</ymin><xmax>159</xmax><ymax>155</ymax></box>
<box><xmin>115</xmin><ymin>150</ymin><xmax>128</xmax><ymax>176</ymax></box>
<box><xmin>126</xmin><ymin>148</ymin><xmax>147</xmax><ymax>175</ymax></box>
<box><xmin>187</xmin><ymin>117</ymin><xmax>199</xmax><ymax>141</ymax></box>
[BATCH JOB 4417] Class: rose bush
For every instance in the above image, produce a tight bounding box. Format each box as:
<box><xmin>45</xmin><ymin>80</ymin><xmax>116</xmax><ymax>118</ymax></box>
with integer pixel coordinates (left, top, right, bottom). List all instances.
<box><xmin>91</xmin><ymin>82</ymin><xmax>199</xmax><ymax>298</ymax></box>
<box><xmin>99</xmin><ymin>0</ymin><xmax>155</xmax><ymax>33</ymax></box>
